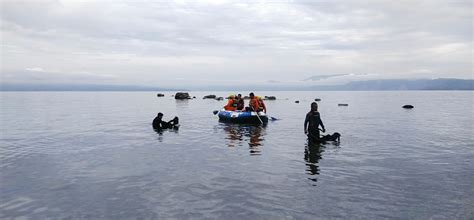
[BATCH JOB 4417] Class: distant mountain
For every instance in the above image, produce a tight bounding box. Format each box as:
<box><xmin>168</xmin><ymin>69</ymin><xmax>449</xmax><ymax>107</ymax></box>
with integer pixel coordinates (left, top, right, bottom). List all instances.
<box><xmin>196</xmin><ymin>78</ymin><xmax>473</xmax><ymax>91</ymax></box>
<box><xmin>310</xmin><ymin>78</ymin><xmax>473</xmax><ymax>91</ymax></box>
<box><xmin>0</xmin><ymin>83</ymin><xmax>179</xmax><ymax>91</ymax></box>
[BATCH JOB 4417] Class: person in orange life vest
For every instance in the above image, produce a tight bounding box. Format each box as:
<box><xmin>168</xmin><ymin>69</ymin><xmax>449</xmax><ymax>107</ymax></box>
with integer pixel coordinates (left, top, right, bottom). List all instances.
<box><xmin>224</xmin><ymin>95</ymin><xmax>238</xmax><ymax>111</ymax></box>
<box><xmin>256</xmin><ymin>96</ymin><xmax>267</xmax><ymax>113</ymax></box>
<box><xmin>247</xmin><ymin>92</ymin><xmax>260</xmax><ymax>112</ymax></box>
<box><xmin>236</xmin><ymin>94</ymin><xmax>245</xmax><ymax>110</ymax></box>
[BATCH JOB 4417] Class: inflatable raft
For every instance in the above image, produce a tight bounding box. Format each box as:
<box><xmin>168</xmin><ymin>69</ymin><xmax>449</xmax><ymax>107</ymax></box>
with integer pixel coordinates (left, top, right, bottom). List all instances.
<box><xmin>218</xmin><ymin>109</ymin><xmax>268</xmax><ymax>124</ymax></box>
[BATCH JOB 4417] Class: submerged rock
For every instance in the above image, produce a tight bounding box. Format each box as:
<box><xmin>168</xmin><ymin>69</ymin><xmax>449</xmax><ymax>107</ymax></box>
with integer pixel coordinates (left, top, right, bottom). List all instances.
<box><xmin>157</xmin><ymin>93</ymin><xmax>165</xmax><ymax>97</ymax></box>
<box><xmin>175</xmin><ymin>92</ymin><xmax>191</xmax><ymax>100</ymax></box>
<box><xmin>315</xmin><ymin>98</ymin><xmax>321</xmax><ymax>101</ymax></box>
<box><xmin>203</xmin><ymin>95</ymin><xmax>216</xmax><ymax>99</ymax></box>
<box><xmin>295</xmin><ymin>100</ymin><xmax>300</xmax><ymax>103</ymax></box>
<box><xmin>402</xmin><ymin>105</ymin><xmax>414</xmax><ymax>109</ymax></box>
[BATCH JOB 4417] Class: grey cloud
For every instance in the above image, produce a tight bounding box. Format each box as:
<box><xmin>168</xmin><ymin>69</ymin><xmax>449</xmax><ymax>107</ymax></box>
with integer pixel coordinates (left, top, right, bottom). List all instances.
<box><xmin>303</xmin><ymin>74</ymin><xmax>350</xmax><ymax>81</ymax></box>
<box><xmin>1</xmin><ymin>0</ymin><xmax>472</xmax><ymax>87</ymax></box>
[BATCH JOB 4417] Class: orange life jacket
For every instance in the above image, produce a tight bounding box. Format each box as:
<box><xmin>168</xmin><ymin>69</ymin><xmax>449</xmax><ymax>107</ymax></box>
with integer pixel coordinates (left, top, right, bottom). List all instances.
<box><xmin>224</xmin><ymin>99</ymin><xmax>237</xmax><ymax>111</ymax></box>
<box><xmin>249</xmin><ymin>97</ymin><xmax>260</xmax><ymax>111</ymax></box>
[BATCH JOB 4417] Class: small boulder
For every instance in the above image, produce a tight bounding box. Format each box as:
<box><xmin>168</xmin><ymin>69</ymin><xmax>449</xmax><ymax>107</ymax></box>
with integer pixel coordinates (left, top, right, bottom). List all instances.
<box><xmin>175</xmin><ymin>92</ymin><xmax>191</xmax><ymax>100</ymax></box>
<box><xmin>295</xmin><ymin>100</ymin><xmax>300</xmax><ymax>103</ymax></box>
<box><xmin>203</xmin><ymin>95</ymin><xmax>216</xmax><ymax>99</ymax></box>
<box><xmin>264</xmin><ymin>96</ymin><xmax>276</xmax><ymax>100</ymax></box>
<box><xmin>402</xmin><ymin>105</ymin><xmax>414</xmax><ymax>109</ymax></box>
<box><xmin>157</xmin><ymin>93</ymin><xmax>165</xmax><ymax>97</ymax></box>
<box><xmin>193</xmin><ymin>96</ymin><xmax>196</xmax><ymax>99</ymax></box>
<box><xmin>315</xmin><ymin>98</ymin><xmax>321</xmax><ymax>101</ymax></box>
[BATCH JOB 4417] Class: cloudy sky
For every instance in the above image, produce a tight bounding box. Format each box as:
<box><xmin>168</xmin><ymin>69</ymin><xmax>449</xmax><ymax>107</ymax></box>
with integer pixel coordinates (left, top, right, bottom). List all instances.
<box><xmin>1</xmin><ymin>0</ymin><xmax>472</xmax><ymax>88</ymax></box>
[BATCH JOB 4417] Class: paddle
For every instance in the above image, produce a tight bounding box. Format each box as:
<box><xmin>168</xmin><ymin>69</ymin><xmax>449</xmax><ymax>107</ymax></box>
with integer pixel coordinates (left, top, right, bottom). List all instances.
<box><xmin>254</xmin><ymin>111</ymin><xmax>264</xmax><ymax>124</ymax></box>
<box><xmin>249</xmin><ymin>106</ymin><xmax>264</xmax><ymax>124</ymax></box>
<box><xmin>269</xmin><ymin>117</ymin><xmax>279</xmax><ymax>121</ymax></box>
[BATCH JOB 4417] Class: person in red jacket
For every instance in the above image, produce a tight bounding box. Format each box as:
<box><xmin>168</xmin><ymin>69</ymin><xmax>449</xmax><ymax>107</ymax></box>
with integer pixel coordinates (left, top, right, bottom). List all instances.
<box><xmin>247</xmin><ymin>92</ymin><xmax>260</xmax><ymax>112</ymax></box>
<box><xmin>224</xmin><ymin>95</ymin><xmax>238</xmax><ymax>111</ymax></box>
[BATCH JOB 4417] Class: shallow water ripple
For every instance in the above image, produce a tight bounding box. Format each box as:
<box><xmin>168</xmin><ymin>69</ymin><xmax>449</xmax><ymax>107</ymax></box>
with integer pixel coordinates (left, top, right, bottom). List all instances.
<box><xmin>1</xmin><ymin>91</ymin><xmax>473</xmax><ymax>219</ymax></box>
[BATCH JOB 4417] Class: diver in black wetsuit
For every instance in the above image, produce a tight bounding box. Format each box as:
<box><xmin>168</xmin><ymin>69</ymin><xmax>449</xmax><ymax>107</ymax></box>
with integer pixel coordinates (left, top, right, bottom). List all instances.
<box><xmin>152</xmin><ymin>112</ymin><xmax>179</xmax><ymax>130</ymax></box>
<box><xmin>304</xmin><ymin>102</ymin><xmax>325</xmax><ymax>142</ymax></box>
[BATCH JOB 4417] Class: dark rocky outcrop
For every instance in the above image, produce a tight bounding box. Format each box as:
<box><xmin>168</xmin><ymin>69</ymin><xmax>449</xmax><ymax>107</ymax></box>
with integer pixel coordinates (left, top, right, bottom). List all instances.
<box><xmin>402</xmin><ymin>105</ymin><xmax>414</xmax><ymax>109</ymax></box>
<box><xmin>203</xmin><ymin>95</ymin><xmax>216</xmax><ymax>99</ymax></box>
<box><xmin>175</xmin><ymin>92</ymin><xmax>191</xmax><ymax>100</ymax></box>
<box><xmin>264</xmin><ymin>96</ymin><xmax>276</xmax><ymax>100</ymax></box>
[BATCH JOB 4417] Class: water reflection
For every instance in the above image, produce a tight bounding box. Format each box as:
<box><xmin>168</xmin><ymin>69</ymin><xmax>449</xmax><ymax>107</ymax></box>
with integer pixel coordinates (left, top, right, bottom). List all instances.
<box><xmin>153</xmin><ymin>128</ymin><xmax>178</xmax><ymax>142</ymax></box>
<box><xmin>221</xmin><ymin>123</ymin><xmax>266</xmax><ymax>155</ymax></box>
<box><xmin>304</xmin><ymin>140</ymin><xmax>324</xmax><ymax>184</ymax></box>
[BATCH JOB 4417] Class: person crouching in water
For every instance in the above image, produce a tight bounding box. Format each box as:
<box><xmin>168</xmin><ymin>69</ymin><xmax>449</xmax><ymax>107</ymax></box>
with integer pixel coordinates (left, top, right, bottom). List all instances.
<box><xmin>153</xmin><ymin>112</ymin><xmax>179</xmax><ymax>130</ymax></box>
<box><xmin>304</xmin><ymin>102</ymin><xmax>325</xmax><ymax>142</ymax></box>
<box><xmin>224</xmin><ymin>95</ymin><xmax>238</xmax><ymax>111</ymax></box>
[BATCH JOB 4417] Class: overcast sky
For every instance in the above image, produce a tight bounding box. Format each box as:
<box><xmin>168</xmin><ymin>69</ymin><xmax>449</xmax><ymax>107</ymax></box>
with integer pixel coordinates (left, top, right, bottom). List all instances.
<box><xmin>1</xmin><ymin>0</ymin><xmax>472</xmax><ymax>87</ymax></box>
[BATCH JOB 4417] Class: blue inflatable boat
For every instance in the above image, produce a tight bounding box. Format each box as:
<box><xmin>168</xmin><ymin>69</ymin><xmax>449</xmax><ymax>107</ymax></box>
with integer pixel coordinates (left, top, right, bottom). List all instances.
<box><xmin>218</xmin><ymin>109</ymin><xmax>268</xmax><ymax>124</ymax></box>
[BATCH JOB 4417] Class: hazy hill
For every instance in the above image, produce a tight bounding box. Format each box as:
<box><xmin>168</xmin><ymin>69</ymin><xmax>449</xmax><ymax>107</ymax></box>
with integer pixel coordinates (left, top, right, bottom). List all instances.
<box><xmin>312</xmin><ymin>78</ymin><xmax>473</xmax><ymax>91</ymax></box>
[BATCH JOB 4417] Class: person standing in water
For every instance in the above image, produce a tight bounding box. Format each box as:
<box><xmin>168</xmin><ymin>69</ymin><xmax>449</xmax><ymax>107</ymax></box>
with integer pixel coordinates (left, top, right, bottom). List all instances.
<box><xmin>304</xmin><ymin>102</ymin><xmax>325</xmax><ymax>141</ymax></box>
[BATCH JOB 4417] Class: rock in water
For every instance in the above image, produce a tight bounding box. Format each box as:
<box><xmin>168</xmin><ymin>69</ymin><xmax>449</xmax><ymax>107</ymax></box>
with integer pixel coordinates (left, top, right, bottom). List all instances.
<box><xmin>264</xmin><ymin>96</ymin><xmax>276</xmax><ymax>100</ymax></box>
<box><xmin>175</xmin><ymin>92</ymin><xmax>191</xmax><ymax>100</ymax></box>
<box><xmin>295</xmin><ymin>100</ymin><xmax>300</xmax><ymax>103</ymax></box>
<box><xmin>203</xmin><ymin>95</ymin><xmax>216</xmax><ymax>99</ymax></box>
<box><xmin>402</xmin><ymin>105</ymin><xmax>414</xmax><ymax>109</ymax></box>
<box><xmin>315</xmin><ymin>98</ymin><xmax>321</xmax><ymax>101</ymax></box>
<box><xmin>157</xmin><ymin>93</ymin><xmax>165</xmax><ymax>97</ymax></box>
<box><xmin>338</xmin><ymin>104</ymin><xmax>348</xmax><ymax>106</ymax></box>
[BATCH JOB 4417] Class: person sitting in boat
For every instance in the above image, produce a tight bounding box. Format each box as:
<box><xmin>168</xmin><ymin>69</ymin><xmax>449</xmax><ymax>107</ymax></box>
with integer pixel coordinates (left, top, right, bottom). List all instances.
<box><xmin>246</xmin><ymin>92</ymin><xmax>260</xmax><ymax>112</ymax></box>
<box><xmin>256</xmin><ymin>96</ymin><xmax>267</xmax><ymax>113</ymax></box>
<box><xmin>153</xmin><ymin>112</ymin><xmax>179</xmax><ymax>130</ymax></box>
<box><xmin>304</xmin><ymin>102</ymin><xmax>325</xmax><ymax>142</ymax></box>
<box><xmin>236</xmin><ymin>94</ymin><xmax>245</xmax><ymax>110</ymax></box>
<box><xmin>224</xmin><ymin>95</ymin><xmax>238</xmax><ymax>111</ymax></box>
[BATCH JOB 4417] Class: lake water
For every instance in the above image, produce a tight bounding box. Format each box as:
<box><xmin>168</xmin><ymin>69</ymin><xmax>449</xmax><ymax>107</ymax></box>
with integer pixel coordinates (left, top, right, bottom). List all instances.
<box><xmin>1</xmin><ymin>91</ymin><xmax>473</xmax><ymax>219</ymax></box>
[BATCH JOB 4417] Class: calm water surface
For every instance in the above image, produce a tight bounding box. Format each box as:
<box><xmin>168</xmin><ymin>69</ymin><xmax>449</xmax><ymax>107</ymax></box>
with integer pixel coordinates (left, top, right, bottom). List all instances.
<box><xmin>1</xmin><ymin>91</ymin><xmax>473</xmax><ymax>219</ymax></box>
